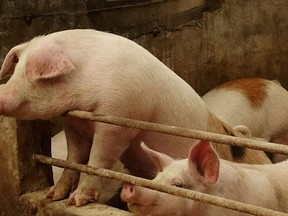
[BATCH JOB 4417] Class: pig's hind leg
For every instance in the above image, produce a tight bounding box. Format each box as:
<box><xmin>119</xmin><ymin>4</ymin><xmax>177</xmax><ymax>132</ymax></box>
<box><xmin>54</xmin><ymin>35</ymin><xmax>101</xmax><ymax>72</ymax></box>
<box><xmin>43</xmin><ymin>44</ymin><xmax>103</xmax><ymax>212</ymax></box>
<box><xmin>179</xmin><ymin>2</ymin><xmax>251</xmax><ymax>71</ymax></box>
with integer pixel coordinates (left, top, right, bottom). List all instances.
<box><xmin>47</xmin><ymin>125</ymin><xmax>93</xmax><ymax>200</ymax></box>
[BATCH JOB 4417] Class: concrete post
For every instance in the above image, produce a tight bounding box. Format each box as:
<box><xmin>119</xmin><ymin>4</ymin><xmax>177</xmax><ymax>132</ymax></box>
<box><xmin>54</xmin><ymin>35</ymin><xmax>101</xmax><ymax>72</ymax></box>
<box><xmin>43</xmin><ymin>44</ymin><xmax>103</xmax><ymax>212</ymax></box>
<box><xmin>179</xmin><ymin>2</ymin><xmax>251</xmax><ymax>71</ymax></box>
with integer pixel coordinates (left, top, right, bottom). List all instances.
<box><xmin>0</xmin><ymin>117</ymin><xmax>52</xmax><ymax>215</ymax></box>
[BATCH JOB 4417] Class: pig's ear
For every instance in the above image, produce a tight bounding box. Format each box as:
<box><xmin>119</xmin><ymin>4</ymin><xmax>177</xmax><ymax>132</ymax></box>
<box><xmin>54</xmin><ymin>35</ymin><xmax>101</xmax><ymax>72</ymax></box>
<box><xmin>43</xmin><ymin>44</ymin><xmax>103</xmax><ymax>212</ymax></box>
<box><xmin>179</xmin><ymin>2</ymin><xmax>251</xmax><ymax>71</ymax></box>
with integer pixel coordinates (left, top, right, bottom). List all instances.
<box><xmin>26</xmin><ymin>43</ymin><xmax>75</xmax><ymax>81</ymax></box>
<box><xmin>140</xmin><ymin>142</ymin><xmax>174</xmax><ymax>172</ymax></box>
<box><xmin>233</xmin><ymin>125</ymin><xmax>251</xmax><ymax>138</ymax></box>
<box><xmin>188</xmin><ymin>140</ymin><xmax>219</xmax><ymax>184</ymax></box>
<box><xmin>0</xmin><ymin>43</ymin><xmax>27</xmax><ymax>80</ymax></box>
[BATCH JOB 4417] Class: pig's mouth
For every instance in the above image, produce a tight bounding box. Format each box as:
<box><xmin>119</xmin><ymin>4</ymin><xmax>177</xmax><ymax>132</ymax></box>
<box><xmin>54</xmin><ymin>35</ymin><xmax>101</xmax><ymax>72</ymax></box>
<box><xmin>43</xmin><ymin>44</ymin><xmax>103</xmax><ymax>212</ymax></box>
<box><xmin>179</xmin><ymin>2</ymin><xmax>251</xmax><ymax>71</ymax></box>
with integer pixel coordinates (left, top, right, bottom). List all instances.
<box><xmin>127</xmin><ymin>202</ymin><xmax>158</xmax><ymax>215</ymax></box>
<box><xmin>128</xmin><ymin>202</ymin><xmax>157</xmax><ymax>207</ymax></box>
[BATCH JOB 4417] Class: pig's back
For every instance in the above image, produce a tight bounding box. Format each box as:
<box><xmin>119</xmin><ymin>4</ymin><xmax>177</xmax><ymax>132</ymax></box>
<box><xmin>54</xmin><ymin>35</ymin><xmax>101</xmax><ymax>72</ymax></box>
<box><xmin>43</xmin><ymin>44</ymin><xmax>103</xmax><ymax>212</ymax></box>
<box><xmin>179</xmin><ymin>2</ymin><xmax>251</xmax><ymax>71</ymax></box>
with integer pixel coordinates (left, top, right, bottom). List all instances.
<box><xmin>203</xmin><ymin>78</ymin><xmax>288</xmax><ymax>140</ymax></box>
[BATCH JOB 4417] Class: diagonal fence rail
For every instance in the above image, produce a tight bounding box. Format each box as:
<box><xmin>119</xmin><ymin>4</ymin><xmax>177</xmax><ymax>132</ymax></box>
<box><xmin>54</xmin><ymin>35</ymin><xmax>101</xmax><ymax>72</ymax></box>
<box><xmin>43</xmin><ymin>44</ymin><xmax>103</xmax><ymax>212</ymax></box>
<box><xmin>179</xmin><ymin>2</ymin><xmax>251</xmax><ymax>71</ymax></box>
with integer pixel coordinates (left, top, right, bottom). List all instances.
<box><xmin>66</xmin><ymin>110</ymin><xmax>288</xmax><ymax>154</ymax></box>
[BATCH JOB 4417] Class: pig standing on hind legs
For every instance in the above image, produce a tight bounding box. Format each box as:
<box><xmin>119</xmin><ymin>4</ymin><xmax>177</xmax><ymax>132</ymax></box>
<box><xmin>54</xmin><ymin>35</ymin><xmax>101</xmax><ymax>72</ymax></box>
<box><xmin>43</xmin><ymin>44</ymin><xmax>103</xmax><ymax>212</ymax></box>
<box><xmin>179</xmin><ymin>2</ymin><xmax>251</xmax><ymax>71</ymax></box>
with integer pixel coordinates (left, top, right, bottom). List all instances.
<box><xmin>122</xmin><ymin>141</ymin><xmax>288</xmax><ymax>216</ymax></box>
<box><xmin>202</xmin><ymin>78</ymin><xmax>288</xmax><ymax>162</ymax></box>
<box><xmin>0</xmin><ymin>29</ymin><xmax>270</xmax><ymax>207</ymax></box>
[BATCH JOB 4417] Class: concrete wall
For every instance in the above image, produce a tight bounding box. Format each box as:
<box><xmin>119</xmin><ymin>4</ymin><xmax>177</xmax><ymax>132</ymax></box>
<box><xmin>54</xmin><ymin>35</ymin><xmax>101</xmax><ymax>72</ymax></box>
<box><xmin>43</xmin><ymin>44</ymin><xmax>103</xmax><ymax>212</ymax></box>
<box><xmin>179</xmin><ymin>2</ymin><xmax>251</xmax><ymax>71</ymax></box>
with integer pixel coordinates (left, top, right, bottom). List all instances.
<box><xmin>1</xmin><ymin>0</ymin><xmax>288</xmax><ymax>95</ymax></box>
<box><xmin>1</xmin><ymin>0</ymin><xmax>288</xmax><ymax>215</ymax></box>
<box><xmin>134</xmin><ymin>0</ymin><xmax>288</xmax><ymax>95</ymax></box>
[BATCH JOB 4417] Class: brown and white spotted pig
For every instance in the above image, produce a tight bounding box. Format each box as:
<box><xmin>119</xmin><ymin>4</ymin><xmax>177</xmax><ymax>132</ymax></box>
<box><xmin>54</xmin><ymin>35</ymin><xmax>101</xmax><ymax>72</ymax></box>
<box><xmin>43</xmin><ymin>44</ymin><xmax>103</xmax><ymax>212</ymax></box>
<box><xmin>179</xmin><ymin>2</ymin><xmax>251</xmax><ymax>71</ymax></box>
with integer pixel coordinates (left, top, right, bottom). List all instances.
<box><xmin>202</xmin><ymin>78</ymin><xmax>288</xmax><ymax>162</ymax></box>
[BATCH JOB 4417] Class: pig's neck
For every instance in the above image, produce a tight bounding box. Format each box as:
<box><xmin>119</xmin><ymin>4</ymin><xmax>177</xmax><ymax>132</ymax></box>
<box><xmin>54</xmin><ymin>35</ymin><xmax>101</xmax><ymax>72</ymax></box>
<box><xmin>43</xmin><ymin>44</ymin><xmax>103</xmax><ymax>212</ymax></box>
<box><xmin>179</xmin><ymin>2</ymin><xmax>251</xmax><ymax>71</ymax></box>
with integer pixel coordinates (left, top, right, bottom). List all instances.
<box><xmin>210</xmin><ymin>161</ymin><xmax>244</xmax><ymax>197</ymax></box>
<box><xmin>190</xmin><ymin>162</ymin><xmax>245</xmax><ymax>216</ymax></box>
<box><xmin>191</xmin><ymin>162</ymin><xmax>250</xmax><ymax>216</ymax></box>
<box><xmin>205</xmin><ymin>160</ymin><xmax>283</xmax><ymax>213</ymax></box>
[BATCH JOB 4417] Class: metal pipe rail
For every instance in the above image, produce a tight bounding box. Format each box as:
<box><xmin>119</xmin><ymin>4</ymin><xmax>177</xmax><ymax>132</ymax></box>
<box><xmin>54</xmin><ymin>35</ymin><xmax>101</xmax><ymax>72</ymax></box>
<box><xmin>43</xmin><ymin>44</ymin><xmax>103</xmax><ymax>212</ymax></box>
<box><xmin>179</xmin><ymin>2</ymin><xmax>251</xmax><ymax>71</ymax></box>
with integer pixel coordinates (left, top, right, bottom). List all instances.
<box><xmin>34</xmin><ymin>155</ymin><xmax>288</xmax><ymax>216</ymax></box>
<box><xmin>66</xmin><ymin>110</ymin><xmax>288</xmax><ymax>155</ymax></box>
<box><xmin>34</xmin><ymin>110</ymin><xmax>288</xmax><ymax>215</ymax></box>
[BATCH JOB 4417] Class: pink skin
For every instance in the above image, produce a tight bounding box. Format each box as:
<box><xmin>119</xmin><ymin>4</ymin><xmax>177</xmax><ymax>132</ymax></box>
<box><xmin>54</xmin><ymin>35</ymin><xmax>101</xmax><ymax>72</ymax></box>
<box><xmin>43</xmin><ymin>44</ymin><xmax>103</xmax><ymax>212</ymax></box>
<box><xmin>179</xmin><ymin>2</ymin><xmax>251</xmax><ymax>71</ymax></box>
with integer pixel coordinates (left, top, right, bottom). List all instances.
<box><xmin>0</xmin><ymin>29</ymin><xmax>269</xmax><ymax>207</ymax></box>
<box><xmin>122</xmin><ymin>142</ymin><xmax>288</xmax><ymax>216</ymax></box>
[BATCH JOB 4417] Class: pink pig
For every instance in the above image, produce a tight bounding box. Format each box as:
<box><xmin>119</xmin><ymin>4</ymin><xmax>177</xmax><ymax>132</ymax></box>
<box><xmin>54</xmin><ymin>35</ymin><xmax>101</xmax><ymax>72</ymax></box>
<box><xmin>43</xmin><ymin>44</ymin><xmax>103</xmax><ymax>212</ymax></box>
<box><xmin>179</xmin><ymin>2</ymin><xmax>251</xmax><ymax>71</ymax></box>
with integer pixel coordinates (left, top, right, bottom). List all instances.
<box><xmin>122</xmin><ymin>141</ymin><xmax>288</xmax><ymax>216</ymax></box>
<box><xmin>202</xmin><ymin>78</ymin><xmax>288</xmax><ymax>162</ymax></box>
<box><xmin>0</xmin><ymin>29</ymin><xmax>269</xmax><ymax>206</ymax></box>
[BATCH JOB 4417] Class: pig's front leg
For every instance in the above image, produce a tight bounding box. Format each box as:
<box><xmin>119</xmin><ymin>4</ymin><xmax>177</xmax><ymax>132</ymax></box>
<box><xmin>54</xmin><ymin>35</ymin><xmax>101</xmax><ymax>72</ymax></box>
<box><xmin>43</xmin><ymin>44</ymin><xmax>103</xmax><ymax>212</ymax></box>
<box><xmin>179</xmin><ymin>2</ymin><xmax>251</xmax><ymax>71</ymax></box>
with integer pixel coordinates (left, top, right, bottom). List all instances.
<box><xmin>66</xmin><ymin>124</ymin><xmax>137</xmax><ymax>206</ymax></box>
<box><xmin>47</xmin><ymin>126</ymin><xmax>93</xmax><ymax>200</ymax></box>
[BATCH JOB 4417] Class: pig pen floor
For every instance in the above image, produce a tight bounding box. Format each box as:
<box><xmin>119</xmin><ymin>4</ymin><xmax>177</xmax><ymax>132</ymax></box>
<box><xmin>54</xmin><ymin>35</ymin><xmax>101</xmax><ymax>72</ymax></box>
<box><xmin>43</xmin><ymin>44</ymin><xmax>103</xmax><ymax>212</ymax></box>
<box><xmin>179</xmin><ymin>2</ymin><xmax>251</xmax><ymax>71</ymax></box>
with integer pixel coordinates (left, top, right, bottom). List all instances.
<box><xmin>20</xmin><ymin>190</ymin><xmax>133</xmax><ymax>216</ymax></box>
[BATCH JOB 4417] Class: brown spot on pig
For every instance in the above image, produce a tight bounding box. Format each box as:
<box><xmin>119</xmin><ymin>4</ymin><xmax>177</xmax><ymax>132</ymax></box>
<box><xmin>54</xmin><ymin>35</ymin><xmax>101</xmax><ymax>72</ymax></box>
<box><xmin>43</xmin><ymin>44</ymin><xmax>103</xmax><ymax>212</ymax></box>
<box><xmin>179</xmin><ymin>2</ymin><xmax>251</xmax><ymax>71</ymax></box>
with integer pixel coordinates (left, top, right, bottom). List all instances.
<box><xmin>215</xmin><ymin>78</ymin><xmax>268</xmax><ymax>108</ymax></box>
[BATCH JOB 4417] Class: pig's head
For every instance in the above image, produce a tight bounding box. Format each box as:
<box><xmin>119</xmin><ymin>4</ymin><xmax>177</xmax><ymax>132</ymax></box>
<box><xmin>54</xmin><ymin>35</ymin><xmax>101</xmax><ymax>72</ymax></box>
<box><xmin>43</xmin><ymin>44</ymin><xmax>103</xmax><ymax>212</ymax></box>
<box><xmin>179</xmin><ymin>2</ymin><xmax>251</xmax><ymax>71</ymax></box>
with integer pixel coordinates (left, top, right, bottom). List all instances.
<box><xmin>121</xmin><ymin>141</ymin><xmax>220</xmax><ymax>216</ymax></box>
<box><xmin>0</xmin><ymin>37</ymin><xmax>75</xmax><ymax>120</ymax></box>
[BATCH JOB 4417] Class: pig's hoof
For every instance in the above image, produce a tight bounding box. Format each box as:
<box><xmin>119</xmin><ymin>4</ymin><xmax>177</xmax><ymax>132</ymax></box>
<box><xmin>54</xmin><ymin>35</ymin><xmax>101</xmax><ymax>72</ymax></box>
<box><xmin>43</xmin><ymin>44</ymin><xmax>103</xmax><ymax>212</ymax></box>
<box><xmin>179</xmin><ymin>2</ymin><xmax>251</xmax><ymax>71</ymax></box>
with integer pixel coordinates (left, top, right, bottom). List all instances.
<box><xmin>46</xmin><ymin>185</ymin><xmax>56</xmax><ymax>198</ymax></box>
<box><xmin>47</xmin><ymin>169</ymin><xmax>80</xmax><ymax>201</ymax></box>
<box><xmin>66</xmin><ymin>190</ymin><xmax>100</xmax><ymax>206</ymax></box>
<box><xmin>46</xmin><ymin>183</ymin><xmax>76</xmax><ymax>201</ymax></box>
<box><xmin>46</xmin><ymin>185</ymin><xmax>68</xmax><ymax>201</ymax></box>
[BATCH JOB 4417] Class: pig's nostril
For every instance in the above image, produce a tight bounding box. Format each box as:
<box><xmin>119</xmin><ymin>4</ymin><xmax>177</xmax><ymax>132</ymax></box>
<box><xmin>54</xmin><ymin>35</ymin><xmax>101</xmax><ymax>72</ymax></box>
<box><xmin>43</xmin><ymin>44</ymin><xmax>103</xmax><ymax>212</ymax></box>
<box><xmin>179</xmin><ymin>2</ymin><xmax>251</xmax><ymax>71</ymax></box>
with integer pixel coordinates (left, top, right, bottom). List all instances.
<box><xmin>129</xmin><ymin>187</ymin><xmax>134</xmax><ymax>193</ymax></box>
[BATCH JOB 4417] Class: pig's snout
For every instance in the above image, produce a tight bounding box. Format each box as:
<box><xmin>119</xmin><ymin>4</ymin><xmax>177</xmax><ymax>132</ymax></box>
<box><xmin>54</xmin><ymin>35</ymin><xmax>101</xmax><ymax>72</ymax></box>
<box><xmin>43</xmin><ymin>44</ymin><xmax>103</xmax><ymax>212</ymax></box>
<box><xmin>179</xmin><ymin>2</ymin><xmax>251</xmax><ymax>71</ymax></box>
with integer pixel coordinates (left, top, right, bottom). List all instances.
<box><xmin>0</xmin><ymin>89</ymin><xmax>21</xmax><ymax>117</ymax></box>
<box><xmin>121</xmin><ymin>183</ymin><xmax>136</xmax><ymax>202</ymax></box>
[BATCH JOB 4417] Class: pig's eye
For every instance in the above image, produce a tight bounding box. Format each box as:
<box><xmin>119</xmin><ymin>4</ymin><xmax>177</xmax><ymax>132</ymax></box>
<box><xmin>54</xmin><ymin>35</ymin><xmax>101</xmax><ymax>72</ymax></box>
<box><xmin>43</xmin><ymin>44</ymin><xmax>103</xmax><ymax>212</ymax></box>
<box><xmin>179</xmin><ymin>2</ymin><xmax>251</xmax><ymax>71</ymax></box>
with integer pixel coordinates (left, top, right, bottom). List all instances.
<box><xmin>172</xmin><ymin>179</ymin><xmax>183</xmax><ymax>188</ymax></box>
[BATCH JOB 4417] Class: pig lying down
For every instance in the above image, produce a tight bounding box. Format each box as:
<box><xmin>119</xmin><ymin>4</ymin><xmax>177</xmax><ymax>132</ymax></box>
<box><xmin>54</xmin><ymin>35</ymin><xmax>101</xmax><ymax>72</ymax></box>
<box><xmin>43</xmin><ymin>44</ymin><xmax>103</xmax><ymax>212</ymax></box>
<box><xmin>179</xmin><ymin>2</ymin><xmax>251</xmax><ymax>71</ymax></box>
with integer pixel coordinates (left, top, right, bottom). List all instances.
<box><xmin>203</xmin><ymin>78</ymin><xmax>288</xmax><ymax>162</ymax></box>
<box><xmin>122</xmin><ymin>141</ymin><xmax>288</xmax><ymax>216</ymax></box>
<box><xmin>0</xmin><ymin>29</ymin><xmax>270</xmax><ymax>206</ymax></box>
